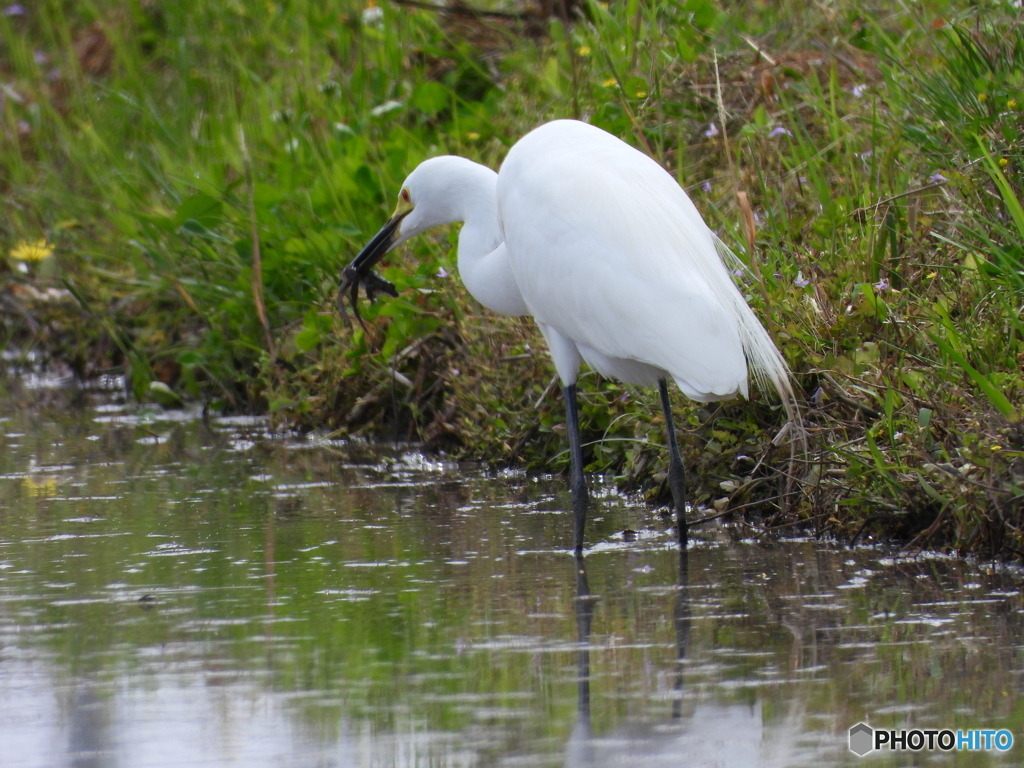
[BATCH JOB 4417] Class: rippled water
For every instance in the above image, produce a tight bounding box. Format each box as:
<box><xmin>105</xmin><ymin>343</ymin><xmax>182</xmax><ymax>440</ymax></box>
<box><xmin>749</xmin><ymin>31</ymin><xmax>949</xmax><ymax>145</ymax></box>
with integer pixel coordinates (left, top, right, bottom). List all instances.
<box><xmin>0</xmin><ymin>380</ymin><xmax>1021</xmax><ymax>767</ymax></box>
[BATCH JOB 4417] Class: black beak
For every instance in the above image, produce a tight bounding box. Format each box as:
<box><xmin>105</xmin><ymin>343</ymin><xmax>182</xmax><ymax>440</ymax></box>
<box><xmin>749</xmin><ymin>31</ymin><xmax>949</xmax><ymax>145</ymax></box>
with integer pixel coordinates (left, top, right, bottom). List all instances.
<box><xmin>340</xmin><ymin>213</ymin><xmax>404</xmax><ymax>291</ymax></box>
<box><xmin>338</xmin><ymin>212</ymin><xmax>407</xmax><ymax>328</ymax></box>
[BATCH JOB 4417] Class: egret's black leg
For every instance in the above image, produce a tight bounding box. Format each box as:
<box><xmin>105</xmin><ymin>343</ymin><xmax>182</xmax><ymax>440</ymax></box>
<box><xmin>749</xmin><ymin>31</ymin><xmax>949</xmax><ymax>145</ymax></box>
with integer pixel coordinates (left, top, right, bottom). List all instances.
<box><xmin>659</xmin><ymin>378</ymin><xmax>688</xmax><ymax>547</ymax></box>
<box><xmin>565</xmin><ymin>383</ymin><xmax>590</xmax><ymax>553</ymax></box>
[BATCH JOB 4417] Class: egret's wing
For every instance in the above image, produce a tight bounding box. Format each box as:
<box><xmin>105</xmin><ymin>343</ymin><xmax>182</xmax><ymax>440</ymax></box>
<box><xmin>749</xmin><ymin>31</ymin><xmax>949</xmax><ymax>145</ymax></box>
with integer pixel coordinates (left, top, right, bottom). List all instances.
<box><xmin>498</xmin><ymin>120</ymin><xmax>793</xmax><ymax>409</ymax></box>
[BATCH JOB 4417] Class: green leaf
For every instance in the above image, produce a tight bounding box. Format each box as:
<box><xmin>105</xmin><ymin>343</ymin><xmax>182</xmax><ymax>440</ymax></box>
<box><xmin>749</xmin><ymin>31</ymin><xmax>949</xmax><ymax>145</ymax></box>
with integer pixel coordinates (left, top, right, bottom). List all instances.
<box><xmin>253</xmin><ymin>183</ymin><xmax>286</xmax><ymax>208</ymax></box>
<box><xmin>295</xmin><ymin>327</ymin><xmax>321</xmax><ymax>353</ymax></box>
<box><xmin>976</xmin><ymin>136</ymin><xmax>1024</xmax><ymax>240</ymax></box>
<box><xmin>179</xmin><ymin>219</ymin><xmax>224</xmax><ymax>240</ymax></box>
<box><xmin>623</xmin><ymin>75</ymin><xmax>648</xmax><ymax>99</ymax></box>
<box><xmin>675</xmin><ymin>36</ymin><xmax>696</xmax><ymax>63</ymax></box>
<box><xmin>918</xmin><ymin>407</ymin><xmax>933</xmax><ymax>428</ymax></box>
<box><xmin>686</xmin><ymin>0</ymin><xmax>717</xmax><ymax>29</ymax></box>
<box><xmin>929</xmin><ymin>333</ymin><xmax>1018</xmax><ymax>419</ymax></box>
<box><xmin>541</xmin><ymin>56</ymin><xmax>561</xmax><ymax>96</ymax></box>
<box><xmin>859</xmin><ymin>283</ymin><xmax>887</xmax><ymax>321</ymax></box>
<box><xmin>411</xmin><ymin>81</ymin><xmax>448</xmax><ymax>116</ymax></box>
<box><xmin>174</xmin><ymin>193</ymin><xmax>222</xmax><ymax>228</ymax></box>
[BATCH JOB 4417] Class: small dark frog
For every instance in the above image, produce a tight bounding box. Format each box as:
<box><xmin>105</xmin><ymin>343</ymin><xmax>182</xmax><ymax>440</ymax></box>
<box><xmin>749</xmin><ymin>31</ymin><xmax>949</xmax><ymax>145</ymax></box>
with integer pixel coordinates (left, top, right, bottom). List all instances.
<box><xmin>337</xmin><ymin>264</ymin><xmax>398</xmax><ymax>333</ymax></box>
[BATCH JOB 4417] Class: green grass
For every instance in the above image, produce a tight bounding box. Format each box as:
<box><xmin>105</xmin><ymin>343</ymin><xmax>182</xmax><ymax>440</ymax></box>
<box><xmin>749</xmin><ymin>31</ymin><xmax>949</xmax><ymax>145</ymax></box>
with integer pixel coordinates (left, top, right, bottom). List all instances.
<box><xmin>1</xmin><ymin>0</ymin><xmax>1022</xmax><ymax>557</ymax></box>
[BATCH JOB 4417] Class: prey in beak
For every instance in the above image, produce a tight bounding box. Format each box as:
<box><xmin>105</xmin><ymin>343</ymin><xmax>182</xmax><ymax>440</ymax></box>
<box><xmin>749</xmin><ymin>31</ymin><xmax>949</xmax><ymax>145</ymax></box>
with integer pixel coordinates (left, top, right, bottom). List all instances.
<box><xmin>338</xmin><ymin>195</ymin><xmax>413</xmax><ymax>332</ymax></box>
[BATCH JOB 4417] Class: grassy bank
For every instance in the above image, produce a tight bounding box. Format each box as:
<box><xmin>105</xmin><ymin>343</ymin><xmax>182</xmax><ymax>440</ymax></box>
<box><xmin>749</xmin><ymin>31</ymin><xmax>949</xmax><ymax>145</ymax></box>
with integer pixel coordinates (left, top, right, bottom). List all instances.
<box><xmin>1</xmin><ymin>0</ymin><xmax>1022</xmax><ymax>556</ymax></box>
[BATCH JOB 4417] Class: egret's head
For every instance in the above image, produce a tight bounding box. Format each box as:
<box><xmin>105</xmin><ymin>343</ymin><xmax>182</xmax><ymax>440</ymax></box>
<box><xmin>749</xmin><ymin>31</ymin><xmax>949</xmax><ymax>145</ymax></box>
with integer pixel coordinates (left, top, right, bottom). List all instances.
<box><xmin>393</xmin><ymin>156</ymin><xmax>475</xmax><ymax>243</ymax></box>
<box><xmin>341</xmin><ymin>156</ymin><xmax>473</xmax><ymax>283</ymax></box>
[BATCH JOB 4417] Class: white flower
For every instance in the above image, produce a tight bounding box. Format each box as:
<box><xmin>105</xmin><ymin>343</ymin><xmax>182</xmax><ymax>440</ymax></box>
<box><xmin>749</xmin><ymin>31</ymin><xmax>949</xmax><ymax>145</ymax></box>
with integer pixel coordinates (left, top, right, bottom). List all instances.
<box><xmin>361</xmin><ymin>4</ymin><xmax>384</xmax><ymax>25</ymax></box>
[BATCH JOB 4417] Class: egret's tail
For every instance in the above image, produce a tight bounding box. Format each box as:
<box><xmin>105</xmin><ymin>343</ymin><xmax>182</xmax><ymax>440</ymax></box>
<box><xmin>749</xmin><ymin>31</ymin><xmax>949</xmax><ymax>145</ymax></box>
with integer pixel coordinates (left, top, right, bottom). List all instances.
<box><xmin>712</xmin><ymin>234</ymin><xmax>804</xmax><ymax>449</ymax></box>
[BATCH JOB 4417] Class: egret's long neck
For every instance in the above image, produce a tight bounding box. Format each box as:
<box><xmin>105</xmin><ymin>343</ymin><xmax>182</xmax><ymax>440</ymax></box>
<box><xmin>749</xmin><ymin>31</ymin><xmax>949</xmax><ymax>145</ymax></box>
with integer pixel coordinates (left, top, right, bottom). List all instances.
<box><xmin>449</xmin><ymin>164</ymin><xmax>503</xmax><ymax>266</ymax></box>
<box><xmin>424</xmin><ymin>158</ymin><xmax>527</xmax><ymax>317</ymax></box>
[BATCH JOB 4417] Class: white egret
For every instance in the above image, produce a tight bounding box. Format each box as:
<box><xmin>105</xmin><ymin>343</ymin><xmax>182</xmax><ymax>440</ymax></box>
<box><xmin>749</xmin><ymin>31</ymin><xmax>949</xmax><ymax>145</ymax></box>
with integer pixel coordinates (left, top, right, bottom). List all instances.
<box><xmin>341</xmin><ymin>119</ymin><xmax>797</xmax><ymax>553</ymax></box>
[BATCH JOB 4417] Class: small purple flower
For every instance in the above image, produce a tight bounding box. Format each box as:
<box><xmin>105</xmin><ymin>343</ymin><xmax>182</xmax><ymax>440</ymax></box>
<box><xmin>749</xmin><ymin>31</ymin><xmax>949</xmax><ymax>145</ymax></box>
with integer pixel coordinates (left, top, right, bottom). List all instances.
<box><xmin>732</xmin><ymin>268</ymin><xmax>744</xmax><ymax>278</ymax></box>
<box><xmin>929</xmin><ymin>172</ymin><xmax>948</xmax><ymax>184</ymax></box>
<box><xmin>773</xmin><ymin>272</ymin><xmax>784</xmax><ymax>279</ymax></box>
<box><xmin>873</xmin><ymin>279</ymin><xmax>889</xmax><ymax>292</ymax></box>
<box><xmin>33</xmin><ymin>49</ymin><xmax>47</xmax><ymax>65</ymax></box>
<box><xmin>3</xmin><ymin>4</ymin><xmax>25</xmax><ymax>16</ymax></box>
<box><xmin>436</xmin><ymin>266</ymin><xmax>449</xmax><ymax>278</ymax></box>
<box><xmin>769</xmin><ymin>126</ymin><xmax>792</xmax><ymax>138</ymax></box>
<box><xmin>704</xmin><ymin>122</ymin><xmax>719</xmax><ymax>138</ymax></box>
<box><xmin>700</xmin><ymin>179</ymin><xmax>712</xmax><ymax>192</ymax></box>
<box><xmin>851</xmin><ymin>84</ymin><xmax>868</xmax><ymax>98</ymax></box>
<box><xmin>794</xmin><ymin>271</ymin><xmax>809</xmax><ymax>288</ymax></box>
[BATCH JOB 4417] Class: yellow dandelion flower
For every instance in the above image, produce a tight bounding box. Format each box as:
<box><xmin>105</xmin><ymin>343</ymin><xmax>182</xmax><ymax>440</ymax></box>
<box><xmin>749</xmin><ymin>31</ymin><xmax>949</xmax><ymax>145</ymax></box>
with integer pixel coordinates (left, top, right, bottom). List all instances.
<box><xmin>466</xmin><ymin>131</ymin><xmax>480</xmax><ymax>141</ymax></box>
<box><xmin>577</xmin><ymin>45</ymin><xmax>591</xmax><ymax>56</ymax></box>
<box><xmin>635</xmin><ymin>90</ymin><xmax>647</xmax><ymax>98</ymax></box>
<box><xmin>927</xmin><ymin>271</ymin><xmax>937</xmax><ymax>279</ymax></box>
<box><xmin>602</xmin><ymin>77</ymin><xmax>617</xmax><ymax>87</ymax></box>
<box><xmin>978</xmin><ymin>93</ymin><xmax>987</xmax><ymax>102</ymax></box>
<box><xmin>992</xmin><ymin>444</ymin><xmax>1003</xmax><ymax>451</ymax></box>
<box><xmin>1009</xmin><ymin>100</ymin><xmax>1018</xmax><ymax>109</ymax></box>
<box><xmin>999</xmin><ymin>158</ymin><xmax>1009</xmax><ymax>167</ymax></box>
<box><xmin>10</xmin><ymin>239</ymin><xmax>54</xmax><ymax>262</ymax></box>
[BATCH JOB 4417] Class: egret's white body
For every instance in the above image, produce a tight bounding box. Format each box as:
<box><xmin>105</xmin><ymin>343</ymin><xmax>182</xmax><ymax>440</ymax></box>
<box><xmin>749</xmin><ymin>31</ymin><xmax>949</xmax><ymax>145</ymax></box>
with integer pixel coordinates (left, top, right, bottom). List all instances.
<box><xmin>345</xmin><ymin>119</ymin><xmax>797</xmax><ymax>552</ymax></box>
<box><xmin>503</xmin><ymin>120</ymin><xmax>754</xmax><ymax>400</ymax></box>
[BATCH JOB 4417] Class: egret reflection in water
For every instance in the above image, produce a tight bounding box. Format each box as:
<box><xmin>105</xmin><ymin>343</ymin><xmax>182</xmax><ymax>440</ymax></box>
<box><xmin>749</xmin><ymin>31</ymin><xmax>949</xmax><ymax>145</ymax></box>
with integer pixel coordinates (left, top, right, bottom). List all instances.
<box><xmin>565</xmin><ymin>550</ymin><xmax>814</xmax><ymax>768</ymax></box>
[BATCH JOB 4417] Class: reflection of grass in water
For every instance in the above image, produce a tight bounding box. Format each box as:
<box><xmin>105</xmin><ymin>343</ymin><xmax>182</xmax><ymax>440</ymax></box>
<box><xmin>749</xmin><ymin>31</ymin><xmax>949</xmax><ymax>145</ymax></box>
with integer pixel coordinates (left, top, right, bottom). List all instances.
<box><xmin>1</xmin><ymin>1</ymin><xmax>1023</xmax><ymax>557</ymax></box>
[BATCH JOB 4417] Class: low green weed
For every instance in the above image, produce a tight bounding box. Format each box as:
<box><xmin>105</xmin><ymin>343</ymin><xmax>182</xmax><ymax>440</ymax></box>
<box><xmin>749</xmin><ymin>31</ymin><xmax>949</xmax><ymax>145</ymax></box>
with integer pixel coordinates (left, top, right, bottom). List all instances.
<box><xmin>1</xmin><ymin>0</ymin><xmax>1022</xmax><ymax>557</ymax></box>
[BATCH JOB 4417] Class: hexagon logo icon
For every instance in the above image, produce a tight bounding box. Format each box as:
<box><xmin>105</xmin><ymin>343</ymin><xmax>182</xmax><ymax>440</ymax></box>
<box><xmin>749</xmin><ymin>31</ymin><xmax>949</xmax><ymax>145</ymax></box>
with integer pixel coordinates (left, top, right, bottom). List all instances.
<box><xmin>849</xmin><ymin>722</ymin><xmax>874</xmax><ymax>756</ymax></box>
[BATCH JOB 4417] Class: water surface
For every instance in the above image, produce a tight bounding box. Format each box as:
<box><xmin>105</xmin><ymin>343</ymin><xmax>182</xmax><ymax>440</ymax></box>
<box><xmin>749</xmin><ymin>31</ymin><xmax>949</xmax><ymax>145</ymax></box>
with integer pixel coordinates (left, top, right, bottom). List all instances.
<box><xmin>0</xmin><ymin>380</ymin><xmax>1021</xmax><ymax>767</ymax></box>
